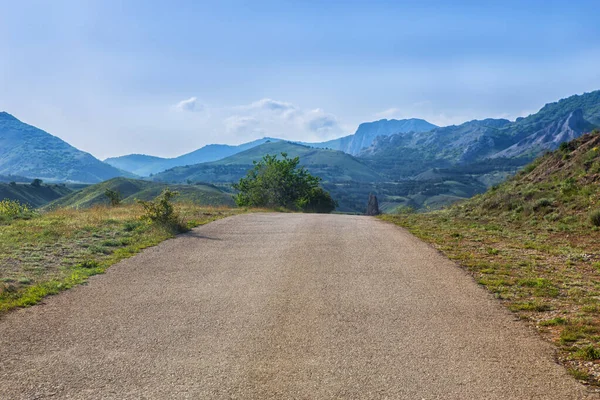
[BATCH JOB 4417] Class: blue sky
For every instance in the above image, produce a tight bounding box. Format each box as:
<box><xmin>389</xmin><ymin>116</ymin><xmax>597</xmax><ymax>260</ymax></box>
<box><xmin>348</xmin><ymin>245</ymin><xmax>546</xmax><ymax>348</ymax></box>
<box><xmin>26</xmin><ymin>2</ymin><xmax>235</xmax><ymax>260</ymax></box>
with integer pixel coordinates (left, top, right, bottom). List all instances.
<box><xmin>1</xmin><ymin>0</ymin><xmax>599</xmax><ymax>159</ymax></box>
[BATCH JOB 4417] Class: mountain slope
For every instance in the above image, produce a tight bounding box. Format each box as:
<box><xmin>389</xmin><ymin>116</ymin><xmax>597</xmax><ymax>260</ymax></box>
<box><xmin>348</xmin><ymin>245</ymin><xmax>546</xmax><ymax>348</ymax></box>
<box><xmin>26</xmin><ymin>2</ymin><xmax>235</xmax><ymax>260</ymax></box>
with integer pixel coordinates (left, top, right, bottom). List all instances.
<box><xmin>0</xmin><ymin>112</ymin><xmax>133</xmax><ymax>183</ymax></box>
<box><xmin>105</xmin><ymin>137</ymin><xmax>279</xmax><ymax>176</ymax></box>
<box><xmin>153</xmin><ymin>141</ymin><xmax>383</xmax><ymax>184</ymax></box>
<box><xmin>47</xmin><ymin>177</ymin><xmax>234</xmax><ymax>209</ymax></box>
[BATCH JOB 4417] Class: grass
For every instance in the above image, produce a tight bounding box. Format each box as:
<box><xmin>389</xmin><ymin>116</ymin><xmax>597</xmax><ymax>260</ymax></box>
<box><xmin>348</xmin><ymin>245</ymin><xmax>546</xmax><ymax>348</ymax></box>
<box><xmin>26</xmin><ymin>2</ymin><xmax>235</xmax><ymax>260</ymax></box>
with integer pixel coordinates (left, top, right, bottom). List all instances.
<box><xmin>0</xmin><ymin>203</ymin><xmax>244</xmax><ymax>314</ymax></box>
<box><xmin>380</xmin><ymin>130</ymin><xmax>600</xmax><ymax>385</ymax></box>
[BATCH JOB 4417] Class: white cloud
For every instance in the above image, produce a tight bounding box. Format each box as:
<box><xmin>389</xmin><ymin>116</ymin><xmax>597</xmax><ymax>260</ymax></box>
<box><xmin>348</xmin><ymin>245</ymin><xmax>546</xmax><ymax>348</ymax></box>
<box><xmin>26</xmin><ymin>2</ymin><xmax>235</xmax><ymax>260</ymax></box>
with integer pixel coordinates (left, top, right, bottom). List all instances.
<box><xmin>224</xmin><ymin>115</ymin><xmax>262</xmax><ymax>134</ymax></box>
<box><xmin>248</xmin><ymin>98</ymin><xmax>295</xmax><ymax>112</ymax></box>
<box><xmin>174</xmin><ymin>96</ymin><xmax>203</xmax><ymax>112</ymax></box>
<box><xmin>221</xmin><ymin>99</ymin><xmax>344</xmax><ymax>141</ymax></box>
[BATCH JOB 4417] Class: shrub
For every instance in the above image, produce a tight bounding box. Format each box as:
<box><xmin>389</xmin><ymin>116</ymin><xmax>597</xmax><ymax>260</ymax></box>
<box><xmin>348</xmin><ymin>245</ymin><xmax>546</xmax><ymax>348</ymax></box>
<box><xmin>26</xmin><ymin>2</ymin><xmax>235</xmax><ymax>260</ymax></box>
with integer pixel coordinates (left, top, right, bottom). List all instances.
<box><xmin>104</xmin><ymin>189</ymin><xmax>122</xmax><ymax>206</ymax></box>
<box><xmin>233</xmin><ymin>153</ymin><xmax>336</xmax><ymax>213</ymax></box>
<box><xmin>137</xmin><ymin>189</ymin><xmax>188</xmax><ymax>233</ymax></box>
<box><xmin>590</xmin><ymin>210</ymin><xmax>600</xmax><ymax>227</ymax></box>
<box><xmin>533</xmin><ymin>198</ymin><xmax>552</xmax><ymax>211</ymax></box>
<box><xmin>0</xmin><ymin>199</ymin><xmax>34</xmax><ymax>220</ymax></box>
<box><xmin>297</xmin><ymin>187</ymin><xmax>337</xmax><ymax>213</ymax></box>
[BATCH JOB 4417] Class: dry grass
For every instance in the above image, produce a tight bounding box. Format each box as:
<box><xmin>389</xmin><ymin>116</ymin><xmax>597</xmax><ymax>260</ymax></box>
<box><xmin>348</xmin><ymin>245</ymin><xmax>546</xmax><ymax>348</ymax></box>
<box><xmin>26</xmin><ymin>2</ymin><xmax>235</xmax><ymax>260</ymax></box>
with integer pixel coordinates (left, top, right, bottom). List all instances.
<box><xmin>0</xmin><ymin>203</ymin><xmax>244</xmax><ymax>314</ymax></box>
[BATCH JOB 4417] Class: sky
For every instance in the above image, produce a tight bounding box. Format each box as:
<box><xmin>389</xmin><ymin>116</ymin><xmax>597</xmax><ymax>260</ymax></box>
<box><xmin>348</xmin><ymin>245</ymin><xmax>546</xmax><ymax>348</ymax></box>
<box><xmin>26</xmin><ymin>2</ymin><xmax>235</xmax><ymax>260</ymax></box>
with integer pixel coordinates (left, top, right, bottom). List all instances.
<box><xmin>1</xmin><ymin>0</ymin><xmax>600</xmax><ymax>159</ymax></box>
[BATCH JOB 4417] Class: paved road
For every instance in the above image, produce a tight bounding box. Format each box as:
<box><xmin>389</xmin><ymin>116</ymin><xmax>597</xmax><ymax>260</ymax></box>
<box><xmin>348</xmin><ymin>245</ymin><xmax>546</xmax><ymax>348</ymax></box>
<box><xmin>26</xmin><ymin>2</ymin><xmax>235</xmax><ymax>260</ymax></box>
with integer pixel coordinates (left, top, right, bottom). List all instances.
<box><xmin>0</xmin><ymin>213</ymin><xmax>595</xmax><ymax>399</ymax></box>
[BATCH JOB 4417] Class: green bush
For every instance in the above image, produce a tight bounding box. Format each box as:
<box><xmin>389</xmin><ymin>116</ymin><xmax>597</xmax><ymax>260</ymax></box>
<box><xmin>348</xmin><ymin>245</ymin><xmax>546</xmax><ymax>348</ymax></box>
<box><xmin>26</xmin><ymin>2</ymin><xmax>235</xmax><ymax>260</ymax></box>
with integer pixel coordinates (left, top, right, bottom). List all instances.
<box><xmin>0</xmin><ymin>199</ymin><xmax>34</xmax><ymax>221</ymax></box>
<box><xmin>590</xmin><ymin>210</ymin><xmax>600</xmax><ymax>227</ymax></box>
<box><xmin>137</xmin><ymin>189</ymin><xmax>188</xmax><ymax>233</ymax></box>
<box><xmin>233</xmin><ymin>152</ymin><xmax>336</xmax><ymax>213</ymax></box>
<box><xmin>297</xmin><ymin>187</ymin><xmax>337</xmax><ymax>213</ymax></box>
<box><xmin>533</xmin><ymin>198</ymin><xmax>553</xmax><ymax>211</ymax></box>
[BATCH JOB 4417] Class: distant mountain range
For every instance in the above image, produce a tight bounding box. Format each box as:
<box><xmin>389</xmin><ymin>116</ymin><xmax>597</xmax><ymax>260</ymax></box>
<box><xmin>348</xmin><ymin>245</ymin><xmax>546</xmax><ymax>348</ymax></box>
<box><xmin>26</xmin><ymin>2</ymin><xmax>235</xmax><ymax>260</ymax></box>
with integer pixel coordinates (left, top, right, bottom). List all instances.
<box><xmin>0</xmin><ymin>112</ymin><xmax>133</xmax><ymax>183</ymax></box>
<box><xmin>104</xmin><ymin>137</ymin><xmax>278</xmax><ymax>176</ymax></box>
<box><xmin>106</xmin><ymin>118</ymin><xmax>436</xmax><ymax>177</ymax></box>
<box><xmin>1</xmin><ymin>90</ymin><xmax>599</xmax><ymax>212</ymax></box>
<box><xmin>152</xmin><ymin>141</ymin><xmax>383</xmax><ymax>184</ymax></box>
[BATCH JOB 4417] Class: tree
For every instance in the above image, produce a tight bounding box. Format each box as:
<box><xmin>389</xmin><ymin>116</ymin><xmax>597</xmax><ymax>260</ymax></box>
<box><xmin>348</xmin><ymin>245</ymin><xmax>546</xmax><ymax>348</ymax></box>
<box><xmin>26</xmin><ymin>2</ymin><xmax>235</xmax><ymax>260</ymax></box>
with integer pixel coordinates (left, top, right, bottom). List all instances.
<box><xmin>104</xmin><ymin>189</ymin><xmax>122</xmax><ymax>206</ymax></box>
<box><xmin>31</xmin><ymin>179</ymin><xmax>43</xmax><ymax>187</ymax></box>
<box><xmin>233</xmin><ymin>153</ymin><xmax>337</xmax><ymax>213</ymax></box>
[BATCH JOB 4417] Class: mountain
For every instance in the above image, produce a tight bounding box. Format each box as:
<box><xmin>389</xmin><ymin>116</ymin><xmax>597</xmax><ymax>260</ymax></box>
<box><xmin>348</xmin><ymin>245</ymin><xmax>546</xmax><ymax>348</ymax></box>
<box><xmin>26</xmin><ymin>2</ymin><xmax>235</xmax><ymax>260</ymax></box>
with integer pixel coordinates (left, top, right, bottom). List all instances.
<box><xmin>152</xmin><ymin>141</ymin><xmax>383</xmax><ymax>184</ymax></box>
<box><xmin>0</xmin><ymin>112</ymin><xmax>133</xmax><ymax>183</ymax></box>
<box><xmin>363</xmin><ymin>91</ymin><xmax>600</xmax><ymax>176</ymax></box>
<box><xmin>0</xmin><ymin>182</ymin><xmax>74</xmax><ymax>208</ymax></box>
<box><xmin>306</xmin><ymin>118</ymin><xmax>438</xmax><ymax>155</ymax></box>
<box><xmin>104</xmin><ymin>137</ymin><xmax>279</xmax><ymax>176</ymax></box>
<box><xmin>104</xmin><ymin>119</ymin><xmax>437</xmax><ymax>176</ymax></box>
<box><xmin>46</xmin><ymin>177</ymin><xmax>235</xmax><ymax>209</ymax></box>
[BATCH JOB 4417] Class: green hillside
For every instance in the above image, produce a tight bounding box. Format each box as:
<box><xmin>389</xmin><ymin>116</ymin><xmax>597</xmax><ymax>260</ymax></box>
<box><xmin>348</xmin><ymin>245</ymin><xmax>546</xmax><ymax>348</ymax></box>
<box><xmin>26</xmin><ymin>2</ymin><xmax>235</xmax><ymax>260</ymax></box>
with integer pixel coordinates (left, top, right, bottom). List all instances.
<box><xmin>382</xmin><ymin>129</ymin><xmax>600</xmax><ymax>384</ymax></box>
<box><xmin>155</xmin><ymin>141</ymin><xmax>383</xmax><ymax>183</ymax></box>
<box><xmin>47</xmin><ymin>177</ymin><xmax>235</xmax><ymax>209</ymax></box>
<box><xmin>0</xmin><ymin>182</ymin><xmax>73</xmax><ymax>208</ymax></box>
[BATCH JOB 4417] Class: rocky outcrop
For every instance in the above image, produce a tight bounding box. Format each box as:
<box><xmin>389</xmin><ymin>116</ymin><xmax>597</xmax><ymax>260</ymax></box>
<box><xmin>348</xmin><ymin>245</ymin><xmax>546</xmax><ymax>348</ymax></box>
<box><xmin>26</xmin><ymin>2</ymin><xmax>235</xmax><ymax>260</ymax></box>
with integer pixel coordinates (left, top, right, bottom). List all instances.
<box><xmin>491</xmin><ymin>109</ymin><xmax>596</xmax><ymax>158</ymax></box>
<box><xmin>366</xmin><ymin>194</ymin><xmax>380</xmax><ymax>216</ymax></box>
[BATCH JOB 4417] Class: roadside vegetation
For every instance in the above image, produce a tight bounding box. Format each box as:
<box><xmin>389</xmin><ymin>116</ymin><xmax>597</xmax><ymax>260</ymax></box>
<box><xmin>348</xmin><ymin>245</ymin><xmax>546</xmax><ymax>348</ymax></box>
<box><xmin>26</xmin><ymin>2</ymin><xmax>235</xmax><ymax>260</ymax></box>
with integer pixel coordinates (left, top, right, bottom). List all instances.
<box><xmin>381</xmin><ymin>129</ymin><xmax>600</xmax><ymax>384</ymax></box>
<box><xmin>0</xmin><ymin>191</ymin><xmax>243</xmax><ymax>314</ymax></box>
<box><xmin>234</xmin><ymin>152</ymin><xmax>337</xmax><ymax>213</ymax></box>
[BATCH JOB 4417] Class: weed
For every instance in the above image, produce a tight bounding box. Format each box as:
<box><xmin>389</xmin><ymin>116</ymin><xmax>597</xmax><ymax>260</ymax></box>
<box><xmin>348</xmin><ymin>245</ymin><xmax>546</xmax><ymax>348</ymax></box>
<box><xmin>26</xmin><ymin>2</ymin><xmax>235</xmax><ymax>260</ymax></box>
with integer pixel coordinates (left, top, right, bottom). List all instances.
<box><xmin>539</xmin><ymin>317</ymin><xmax>567</xmax><ymax>326</ymax></box>
<box><xmin>574</xmin><ymin>345</ymin><xmax>600</xmax><ymax>361</ymax></box>
<box><xmin>509</xmin><ymin>301</ymin><xmax>553</xmax><ymax>312</ymax></box>
<box><xmin>568</xmin><ymin>368</ymin><xmax>590</xmax><ymax>381</ymax></box>
<box><xmin>76</xmin><ymin>260</ymin><xmax>100</xmax><ymax>269</ymax></box>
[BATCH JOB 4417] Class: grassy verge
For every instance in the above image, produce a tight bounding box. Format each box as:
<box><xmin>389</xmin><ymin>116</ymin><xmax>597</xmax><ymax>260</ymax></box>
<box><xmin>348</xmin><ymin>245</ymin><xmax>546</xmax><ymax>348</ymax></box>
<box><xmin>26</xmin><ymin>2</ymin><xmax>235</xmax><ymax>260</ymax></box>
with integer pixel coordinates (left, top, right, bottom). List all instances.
<box><xmin>380</xmin><ymin>131</ymin><xmax>600</xmax><ymax>385</ymax></box>
<box><xmin>380</xmin><ymin>208</ymin><xmax>600</xmax><ymax>384</ymax></box>
<box><xmin>0</xmin><ymin>203</ymin><xmax>243</xmax><ymax>314</ymax></box>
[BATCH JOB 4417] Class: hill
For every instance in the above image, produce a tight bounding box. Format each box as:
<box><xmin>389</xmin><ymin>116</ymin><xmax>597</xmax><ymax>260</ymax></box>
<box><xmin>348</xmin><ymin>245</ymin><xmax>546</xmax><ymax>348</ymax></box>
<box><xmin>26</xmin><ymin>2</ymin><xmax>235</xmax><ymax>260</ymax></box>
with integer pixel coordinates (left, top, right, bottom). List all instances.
<box><xmin>381</xmin><ymin>129</ymin><xmax>600</xmax><ymax>384</ymax></box>
<box><xmin>0</xmin><ymin>112</ymin><xmax>133</xmax><ymax>183</ymax></box>
<box><xmin>104</xmin><ymin>138</ymin><xmax>278</xmax><ymax>176</ymax></box>
<box><xmin>47</xmin><ymin>177</ymin><xmax>235</xmax><ymax>209</ymax></box>
<box><xmin>0</xmin><ymin>182</ymin><xmax>73</xmax><ymax>208</ymax></box>
<box><xmin>153</xmin><ymin>141</ymin><xmax>384</xmax><ymax>184</ymax></box>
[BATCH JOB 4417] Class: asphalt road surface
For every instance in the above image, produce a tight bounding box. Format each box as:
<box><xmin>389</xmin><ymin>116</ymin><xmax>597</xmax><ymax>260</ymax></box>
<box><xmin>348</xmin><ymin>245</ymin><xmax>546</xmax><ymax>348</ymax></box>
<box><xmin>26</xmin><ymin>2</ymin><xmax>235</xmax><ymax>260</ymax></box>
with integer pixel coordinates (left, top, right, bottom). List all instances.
<box><xmin>0</xmin><ymin>213</ymin><xmax>595</xmax><ymax>399</ymax></box>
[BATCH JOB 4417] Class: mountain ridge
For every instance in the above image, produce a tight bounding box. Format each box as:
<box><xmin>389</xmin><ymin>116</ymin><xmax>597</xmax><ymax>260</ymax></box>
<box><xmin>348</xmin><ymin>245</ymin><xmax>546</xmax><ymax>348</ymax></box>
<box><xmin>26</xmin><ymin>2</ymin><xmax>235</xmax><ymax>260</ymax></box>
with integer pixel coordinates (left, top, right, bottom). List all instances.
<box><xmin>0</xmin><ymin>112</ymin><xmax>133</xmax><ymax>183</ymax></box>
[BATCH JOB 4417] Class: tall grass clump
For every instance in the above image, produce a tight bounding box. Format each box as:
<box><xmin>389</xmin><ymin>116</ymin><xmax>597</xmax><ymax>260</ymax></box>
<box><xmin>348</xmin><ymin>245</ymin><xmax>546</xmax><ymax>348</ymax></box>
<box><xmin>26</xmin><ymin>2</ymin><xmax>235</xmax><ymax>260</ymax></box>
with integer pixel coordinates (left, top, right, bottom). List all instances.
<box><xmin>590</xmin><ymin>210</ymin><xmax>600</xmax><ymax>227</ymax></box>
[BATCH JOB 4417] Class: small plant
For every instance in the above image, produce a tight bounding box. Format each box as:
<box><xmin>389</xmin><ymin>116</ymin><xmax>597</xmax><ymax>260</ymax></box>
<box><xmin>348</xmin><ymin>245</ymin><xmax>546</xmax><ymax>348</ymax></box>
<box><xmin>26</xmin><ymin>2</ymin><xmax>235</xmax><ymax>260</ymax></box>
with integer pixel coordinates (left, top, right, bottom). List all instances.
<box><xmin>533</xmin><ymin>198</ymin><xmax>552</xmax><ymax>211</ymax></box>
<box><xmin>575</xmin><ymin>345</ymin><xmax>600</xmax><ymax>361</ymax></box>
<box><xmin>76</xmin><ymin>260</ymin><xmax>100</xmax><ymax>269</ymax></box>
<box><xmin>539</xmin><ymin>317</ymin><xmax>567</xmax><ymax>326</ymax></box>
<box><xmin>590</xmin><ymin>210</ymin><xmax>600</xmax><ymax>227</ymax></box>
<box><xmin>104</xmin><ymin>189</ymin><xmax>122</xmax><ymax>206</ymax></box>
<box><xmin>137</xmin><ymin>189</ymin><xmax>188</xmax><ymax>233</ymax></box>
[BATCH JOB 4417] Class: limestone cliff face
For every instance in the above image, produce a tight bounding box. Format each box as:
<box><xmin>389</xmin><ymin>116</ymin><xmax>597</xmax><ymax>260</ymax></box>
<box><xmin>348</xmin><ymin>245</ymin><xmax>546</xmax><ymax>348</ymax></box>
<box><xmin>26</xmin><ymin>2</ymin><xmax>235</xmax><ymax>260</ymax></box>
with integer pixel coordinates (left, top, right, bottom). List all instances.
<box><xmin>491</xmin><ymin>109</ymin><xmax>596</xmax><ymax>158</ymax></box>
